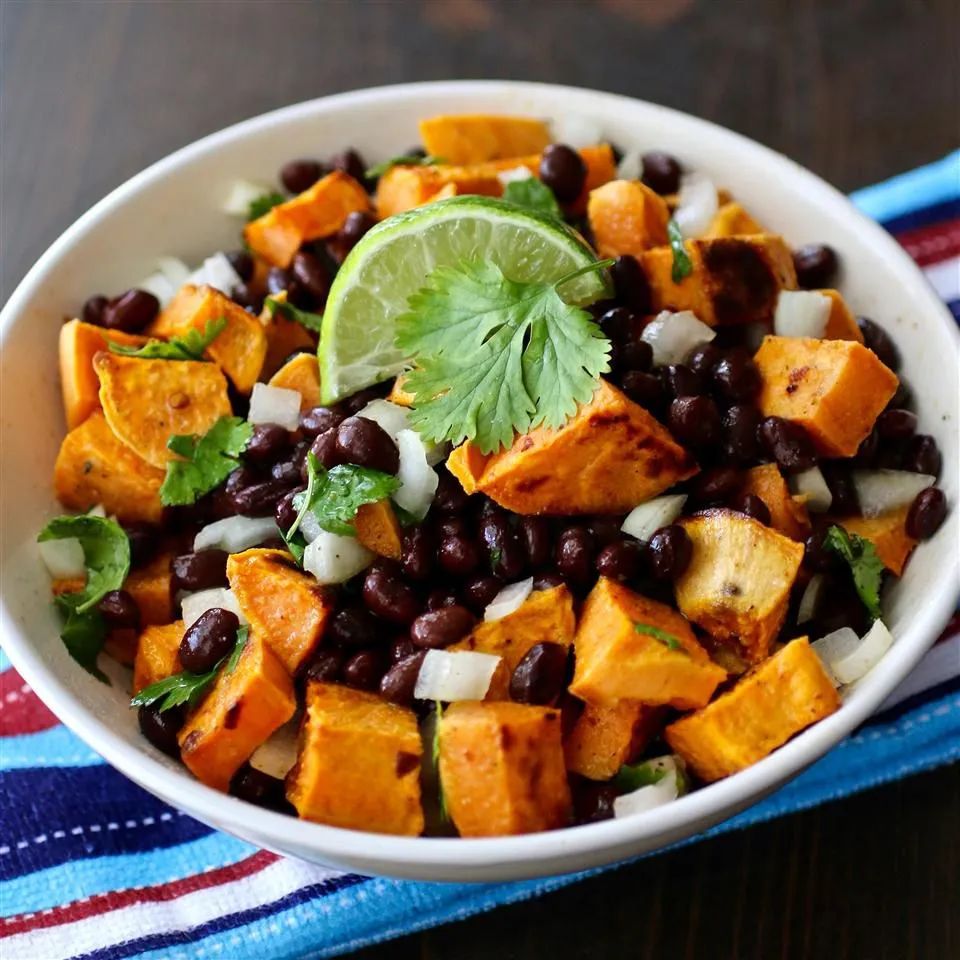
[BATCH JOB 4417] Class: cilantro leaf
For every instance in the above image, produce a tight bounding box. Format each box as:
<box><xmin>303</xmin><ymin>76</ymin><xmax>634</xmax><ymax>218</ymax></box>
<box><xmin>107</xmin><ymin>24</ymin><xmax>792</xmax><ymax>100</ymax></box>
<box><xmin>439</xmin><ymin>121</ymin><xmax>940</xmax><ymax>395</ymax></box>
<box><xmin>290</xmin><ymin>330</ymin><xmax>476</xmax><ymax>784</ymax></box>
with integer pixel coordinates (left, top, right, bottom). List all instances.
<box><xmin>56</xmin><ymin>596</ymin><xmax>109</xmax><ymax>684</ymax></box>
<box><xmin>635</xmin><ymin>622</ymin><xmax>686</xmax><ymax>653</ymax></box>
<box><xmin>365</xmin><ymin>154</ymin><xmax>446</xmax><ymax>179</ymax></box>
<box><xmin>226</xmin><ymin>625</ymin><xmax>249</xmax><ymax>675</ymax></box>
<box><xmin>614</xmin><ymin>757</ymin><xmax>688</xmax><ymax>795</ymax></box>
<box><xmin>396</xmin><ymin>259</ymin><xmax>612</xmax><ymax>454</ymax></box>
<box><xmin>160</xmin><ymin>416</ymin><xmax>253</xmax><ymax>507</ymax></box>
<box><xmin>823</xmin><ymin>525</ymin><xmax>885</xmax><ymax>620</ymax></box>
<box><xmin>108</xmin><ymin>317</ymin><xmax>227</xmax><ymax>361</ymax></box>
<box><xmin>502</xmin><ymin>178</ymin><xmax>562</xmax><ymax>219</ymax></box>
<box><xmin>433</xmin><ymin>701</ymin><xmax>450</xmax><ymax>824</ymax></box>
<box><xmin>667</xmin><ymin>218</ymin><xmax>693</xmax><ymax>283</ymax></box>
<box><xmin>247</xmin><ymin>191</ymin><xmax>285</xmax><ymax>221</ymax></box>
<box><xmin>264</xmin><ymin>296</ymin><xmax>323</xmax><ymax>334</ymax></box>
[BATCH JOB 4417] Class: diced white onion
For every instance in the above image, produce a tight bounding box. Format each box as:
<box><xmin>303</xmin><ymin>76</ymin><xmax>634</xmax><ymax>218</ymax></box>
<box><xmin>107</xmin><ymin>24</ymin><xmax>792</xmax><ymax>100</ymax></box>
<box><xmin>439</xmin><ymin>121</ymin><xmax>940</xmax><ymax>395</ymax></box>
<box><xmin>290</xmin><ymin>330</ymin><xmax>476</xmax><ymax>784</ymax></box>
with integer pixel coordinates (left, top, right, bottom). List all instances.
<box><xmin>156</xmin><ymin>256</ymin><xmax>192</xmax><ymax>289</ymax></box>
<box><xmin>813</xmin><ymin>620</ymin><xmax>893</xmax><ymax>685</ymax></box>
<box><xmin>247</xmin><ymin>383</ymin><xmax>301</xmax><ymax>431</ymax></box>
<box><xmin>180</xmin><ymin>587</ymin><xmax>247</xmax><ymax>629</ymax></box>
<box><xmin>193</xmin><ymin>515</ymin><xmax>279</xmax><ymax>554</ymax></box>
<box><xmin>613</xmin><ymin>756</ymin><xmax>682</xmax><ymax>818</ymax></box>
<box><xmin>299</xmin><ymin>511</ymin><xmax>323</xmax><ymax>545</ymax></box>
<box><xmin>134</xmin><ymin>257</ymin><xmax>192</xmax><ymax>307</ymax></box>
<box><xmin>484</xmin><ymin>578</ymin><xmax>534</xmax><ymax>622</ymax></box>
<box><xmin>797</xmin><ymin>574</ymin><xmax>824</xmax><ymax>625</ymax></box>
<box><xmin>188</xmin><ymin>252</ymin><xmax>243</xmax><ymax>295</ymax></box>
<box><xmin>790</xmin><ymin>466</ymin><xmax>833</xmax><ymax>513</ymax></box>
<box><xmin>497</xmin><ymin>166</ymin><xmax>534</xmax><ymax>186</ymax></box>
<box><xmin>414</xmin><ymin>649</ymin><xmax>502</xmax><ymax>702</ymax></box>
<box><xmin>249</xmin><ymin>721</ymin><xmax>299</xmax><ymax>780</ymax></box>
<box><xmin>38</xmin><ymin>538</ymin><xmax>86</xmax><ymax>579</ymax></box>
<box><xmin>86</xmin><ymin>503</ymin><xmax>107</xmax><ymax>518</ymax></box>
<box><xmin>222</xmin><ymin>179</ymin><xmax>275</xmax><ymax>216</ymax></box>
<box><xmin>852</xmin><ymin>470</ymin><xmax>936</xmax><ymax>518</ymax></box>
<box><xmin>673</xmin><ymin>172</ymin><xmax>719</xmax><ymax>239</ymax></box>
<box><xmin>615</xmin><ymin>149</ymin><xmax>643</xmax><ymax>181</ymax></box>
<box><xmin>136</xmin><ymin>270</ymin><xmax>178</xmax><ymax>306</ymax></box>
<box><xmin>641</xmin><ymin>310</ymin><xmax>716</xmax><ymax>367</ymax></box>
<box><xmin>550</xmin><ymin>115</ymin><xmax>603</xmax><ymax>149</ymax></box>
<box><xmin>302</xmin><ymin>531</ymin><xmax>373</xmax><ymax>584</ymax></box>
<box><xmin>392</xmin><ymin>429</ymin><xmax>439</xmax><ymax>520</ymax></box>
<box><xmin>424</xmin><ymin>440</ymin><xmax>451</xmax><ymax>467</ymax></box>
<box><xmin>622</xmin><ymin>494</ymin><xmax>687</xmax><ymax>542</ymax></box>
<box><xmin>774</xmin><ymin>290</ymin><xmax>831</xmax><ymax>339</ymax></box>
<box><xmin>357</xmin><ymin>400</ymin><xmax>411</xmax><ymax>444</ymax></box>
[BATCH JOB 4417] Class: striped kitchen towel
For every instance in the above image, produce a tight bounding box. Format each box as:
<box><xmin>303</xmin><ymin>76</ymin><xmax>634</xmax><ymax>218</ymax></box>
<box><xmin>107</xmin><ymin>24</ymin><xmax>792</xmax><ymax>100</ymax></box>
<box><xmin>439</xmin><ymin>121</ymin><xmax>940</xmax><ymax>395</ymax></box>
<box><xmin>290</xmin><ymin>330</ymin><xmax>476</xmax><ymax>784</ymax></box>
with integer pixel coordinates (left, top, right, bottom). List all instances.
<box><xmin>2</xmin><ymin>151</ymin><xmax>959</xmax><ymax>960</ymax></box>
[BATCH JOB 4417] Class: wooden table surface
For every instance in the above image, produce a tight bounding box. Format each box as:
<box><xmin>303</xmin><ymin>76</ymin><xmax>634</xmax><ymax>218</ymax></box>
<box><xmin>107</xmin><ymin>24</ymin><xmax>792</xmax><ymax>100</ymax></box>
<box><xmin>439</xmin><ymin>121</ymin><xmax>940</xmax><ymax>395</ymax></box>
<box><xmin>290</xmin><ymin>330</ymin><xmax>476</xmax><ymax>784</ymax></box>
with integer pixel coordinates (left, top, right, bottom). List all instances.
<box><xmin>1</xmin><ymin>1</ymin><xmax>957</xmax><ymax>957</ymax></box>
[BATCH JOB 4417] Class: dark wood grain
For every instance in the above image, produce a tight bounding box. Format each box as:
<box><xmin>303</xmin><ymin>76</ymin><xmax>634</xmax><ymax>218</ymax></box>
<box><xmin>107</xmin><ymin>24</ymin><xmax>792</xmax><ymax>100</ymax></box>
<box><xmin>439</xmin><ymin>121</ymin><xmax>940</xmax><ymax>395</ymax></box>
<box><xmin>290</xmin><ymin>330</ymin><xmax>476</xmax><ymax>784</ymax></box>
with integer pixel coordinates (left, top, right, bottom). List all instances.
<box><xmin>1</xmin><ymin>1</ymin><xmax>957</xmax><ymax>957</ymax></box>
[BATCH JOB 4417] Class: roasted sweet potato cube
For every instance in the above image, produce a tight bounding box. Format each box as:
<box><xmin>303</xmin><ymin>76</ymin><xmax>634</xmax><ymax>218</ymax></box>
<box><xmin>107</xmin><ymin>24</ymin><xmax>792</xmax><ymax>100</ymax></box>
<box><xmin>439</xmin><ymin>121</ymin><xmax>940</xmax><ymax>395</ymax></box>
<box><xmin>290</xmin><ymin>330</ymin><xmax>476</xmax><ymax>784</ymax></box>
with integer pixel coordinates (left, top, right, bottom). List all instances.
<box><xmin>227</xmin><ymin>549</ymin><xmax>334</xmax><ymax>674</ymax></box>
<box><xmin>286</xmin><ymin>682</ymin><xmax>423</xmax><ymax>835</ymax></box>
<box><xmin>569</xmin><ymin>578</ymin><xmax>725</xmax><ymax>709</ymax></box>
<box><xmin>449</xmin><ymin>380</ymin><xmax>696</xmax><ymax>514</ymax></box>
<box><xmin>754</xmin><ymin>336</ymin><xmax>898</xmax><ymax>456</ymax></box>
<box><xmin>178</xmin><ymin>632</ymin><xmax>295</xmax><ymax>791</ymax></box>
<box><xmin>132</xmin><ymin>621</ymin><xmax>184</xmax><ymax>694</ymax></box>
<box><xmin>439</xmin><ymin>701</ymin><xmax>570</xmax><ymax>836</ymax></box>
<box><xmin>675</xmin><ymin>509</ymin><xmax>804</xmax><ymax>663</ymax></box>
<box><xmin>59</xmin><ymin>319</ymin><xmax>147</xmax><ymax>429</ymax></box>
<box><xmin>641</xmin><ymin>234</ymin><xmax>797</xmax><ymax>326</ymax></box>
<box><xmin>564</xmin><ymin>700</ymin><xmax>665</xmax><ymax>780</ymax></box>
<box><xmin>703</xmin><ymin>202</ymin><xmax>765</xmax><ymax>239</ymax></box>
<box><xmin>739</xmin><ymin>463</ymin><xmax>810</xmax><ymax>541</ymax></box>
<box><xmin>387</xmin><ymin>375</ymin><xmax>415</xmax><ymax>408</ymax></box>
<box><xmin>258</xmin><ymin>291</ymin><xmax>316</xmax><ymax>381</ymax></box>
<box><xmin>587</xmin><ymin>179</ymin><xmax>669</xmax><ymax>258</ymax></box>
<box><xmin>820</xmin><ymin>289</ymin><xmax>864</xmax><ymax>342</ymax></box>
<box><xmin>94</xmin><ymin>352</ymin><xmax>232</xmax><ymax>468</ymax></box>
<box><xmin>446</xmin><ymin>442</ymin><xmax>490</xmax><ymax>495</ymax></box>
<box><xmin>419</xmin><ymin>114</ymin><xmax>551</xmax><ymax>164</ymax></box>
<box><xmin>245</xmin><ymin>171</ymin><xmax>371</xmax><ymax>267</ymax></box>
<box><xmin>54</xmin><ymin>412</ymin><xmax>164</xmax><ymax>523</ymax></box>
<box><xmin>268</xmin><ymin>353</ymin><xmax>321</xmax><ymax>411</ymax></box>
<box><xmin>123</xmin><ymin>550</ymin><xmax>174</xmax><ymax>625</ymax></box>
<box><xmin>835</xmin><ymin>506</ymin><xmax>917</xmax><ymax>576</ymax></box>
<box><xmin>149</xmin><ymin>285</ymin><xmax>267</xmax><ymax>394</ymax></box>
<box><xmin>353</xmin><ymin>500</ymin><xmax>403</xmax><ymax>560</ymax></box>
<box><xmin>665</xmin><ymin>638</ymin><xmax>840</xmax><ymax>781</ymax></box>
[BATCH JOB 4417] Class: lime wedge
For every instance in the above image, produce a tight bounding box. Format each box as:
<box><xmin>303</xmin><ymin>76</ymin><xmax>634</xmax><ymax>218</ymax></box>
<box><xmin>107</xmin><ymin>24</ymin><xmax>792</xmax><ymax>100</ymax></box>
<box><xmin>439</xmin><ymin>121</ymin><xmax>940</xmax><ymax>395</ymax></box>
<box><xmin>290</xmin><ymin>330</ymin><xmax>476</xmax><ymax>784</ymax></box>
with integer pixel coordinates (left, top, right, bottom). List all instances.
<box><xmin>318</xmin><ymin>195</ymin><xmax>610</xmax><ymax>403</ymax></box>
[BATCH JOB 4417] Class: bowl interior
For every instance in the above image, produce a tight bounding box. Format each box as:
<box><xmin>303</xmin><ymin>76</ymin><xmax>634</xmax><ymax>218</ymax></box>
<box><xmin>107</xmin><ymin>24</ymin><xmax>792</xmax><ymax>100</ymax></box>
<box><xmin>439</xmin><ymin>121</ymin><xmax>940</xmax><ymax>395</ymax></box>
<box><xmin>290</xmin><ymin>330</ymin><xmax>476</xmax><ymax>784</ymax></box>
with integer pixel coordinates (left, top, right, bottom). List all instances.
<box><xmin>1</xmin><ymin>81</ymin><xmax>957</xmax><ymax>881</ymax></box>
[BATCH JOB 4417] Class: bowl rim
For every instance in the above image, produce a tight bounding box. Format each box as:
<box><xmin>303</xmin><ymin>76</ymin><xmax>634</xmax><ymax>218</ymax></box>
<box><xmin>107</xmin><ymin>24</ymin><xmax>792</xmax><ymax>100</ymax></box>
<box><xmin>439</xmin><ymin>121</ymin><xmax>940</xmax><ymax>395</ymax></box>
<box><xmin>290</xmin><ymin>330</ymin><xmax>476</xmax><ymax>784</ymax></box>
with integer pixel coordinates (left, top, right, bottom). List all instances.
<box><xmin>2</xmin><ymin>79</ymin><xmax>958</xmax><ymax>879</ymax></box>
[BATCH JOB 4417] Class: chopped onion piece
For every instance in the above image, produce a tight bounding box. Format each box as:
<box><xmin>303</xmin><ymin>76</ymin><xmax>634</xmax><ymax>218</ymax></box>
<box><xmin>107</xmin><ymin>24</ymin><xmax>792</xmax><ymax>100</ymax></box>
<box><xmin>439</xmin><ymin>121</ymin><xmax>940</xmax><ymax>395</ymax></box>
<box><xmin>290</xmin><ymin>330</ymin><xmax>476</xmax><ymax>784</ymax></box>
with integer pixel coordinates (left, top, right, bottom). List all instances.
<box><xmin>497</xmin><ymin>166</ymin><xmax>534</xmax><ymax>186</ymax></box>
<box><xmin>156</xmin><ymin>256</ymin><xmax>191</xmax><ymax>289</ymax></box>
<box><xmin>414</xmin><ymin>649</ymin><xmax>502</xmax><ymax>702</ymax></box>
<box><xmin>86</xmin><ymin>504</ymin><xmax>107</xmax><ymax>518</ymax></box>
<box><xmin>392</xmin><ymin>429</ymin><xmax>439</xmax><ymax>520</ymax></box>
<box><xmin>136</xmin><ymin>270</ymin><xmax>178</xmax><ymax>306</ymax></box>
<box><xmin>790</xmin><ymin>466</ymin><xmax>832</xmax><ymax>513</ymax></box>
<box><xmin>249</xmin><ymin>721</ymin><xmax>299</xmax><ymax>779</ymax></box>
<box><xmin>424</xmin><ymin>440</ymin><xmax>450</xmax><ymax>467</ymax></box>
<box><xmin>38</xmin><ymin>538</ymin><xmax>86</xmax><ymax>579</ymax></box>
<box><xmin>135</xmin><ymin>257</ymin><xmax>192</xmax><ymax>307</ymax></box>
<box><xmin>797</xmin><ymin>574</ymin><xmax>824</xmax><ymax>625</ymax></box>
<box><xmin>641</xmin><ymin>310</ymin><xmax>716</xmax><ymax>367</ymax></box>
<box><xmin>551</xmin><ymin>115</ymin><xmax>603</xmax><ymax>149</ymax></box>
<box><xmin>773</xmin><ymin>290</ymin><xmax>831</xmax><ymax>339</ymax></box>
<box><xmin>194</xmin><ymin>515</ymin><xmax>279</xmax><ymax>554</ymax></box>
<box><xmin>852</xmin><ymin>470</ymin><xmax>936</xmax><ymax>518</ymax></box>
<box><xmin>248</xmin><ymin>383</ymin><xmax>301</xmax><ymax>431</ymax></box>
<box><xmin>615</xmin><ymin>149</ymin><xmax>642</xmax><ymax>181</ymax></box>
<box><xmin>180</xmin><ymin>587</ymin><xmax>247</xmax><ymax>629</ymax></box>
<box><xmin>357</xmin><ymin>399</ymin><xmax>411</xmax><ymax>443</ymax></box>
<box><xmin>302</xmin><ymin>531</ymin><xmax>373</xmax><ymax>584</ymax></box>
<box><xmin>673</xmin><ymin>172</ymin><xmax>718</xmax><ymax>239</ymax></box>
<box><xmin>813</xmin><ymin>621</ymin><xmax>893</xmax><ymax>685</ymax></box>
<box><xmin>484</xmin><ymin>578</ymin><xmax>534</xmax><ymax>622</ymax></box>
<box><xmin>188</xmin><ymin>252</ymin><xmax>243</xmax><ymax>294</ymax></box>
<box><xmin>222</xmin><ymin>179</ymin><xmax>274</xmax><ymax>216</ymax></box>
<box><xmin>299</xmin><ymin>511</ymin><xmax>323</xmax><ymax>545</ymax></box>
<box><xmin>613</xmin><ymin>756</ymin><xmax>682</xmax><ymax>818</ymax></box>
<box><xmin>622</xmin><ymin>494</ymin><xmax>687</xmax><ymax>542</ymax></box>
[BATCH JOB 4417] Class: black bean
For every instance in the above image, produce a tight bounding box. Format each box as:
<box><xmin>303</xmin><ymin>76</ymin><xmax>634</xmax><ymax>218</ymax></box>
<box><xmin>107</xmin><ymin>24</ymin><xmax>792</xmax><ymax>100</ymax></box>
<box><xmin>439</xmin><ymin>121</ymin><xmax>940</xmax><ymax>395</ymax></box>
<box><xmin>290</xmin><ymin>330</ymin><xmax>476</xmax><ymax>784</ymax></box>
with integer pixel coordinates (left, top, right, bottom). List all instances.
<box><xmin>586</xmin><ymin>516</ymin><xmax>623</xmax><ymax>547</ymax></box>
<box><xmin>229</xmin><ymin>478</ymin><xmax>289</xmax><ymax>517</ymax></box>
<box><xmin>98</xmin><ymin>589</ymin><xmax>140</xmax><ymax>630</ymax></box>
<box><xmin>759</xmin><ymin>417</ymin><xmax>817</xmax><ymax>473</ymax></box>
<box><xmin>460</xmin><ymin>574</ymin><xmax>503</xmax><ymax>614</ymax></box>
<box><xmin>410</xmin><ymin>605</ymin><xmax>476</xmax><ymax>649</ymax></box>
<box><xmin>510</xmin><ymin>642</ymin><xmax>568</xmax><ymax>705</ymax></box>
<box><xmin>82</xmin><ymin>294</ymin><xmax>108</xmax><ymax>326</ymax></box>
<box><xmin>813</xmin><ymin>575</ymin><xmax>871</xmax><ymax>637</ymax></box>
<box><xmin>426</xmin><ymin>588</ymin><xmax>461</xmax><ymax>611</ymax></box>
<box><xmin>400</xmin><ymin>526</ymin><xmax>435</xmax><ymax>581</ymax></box>
<box><xmin>291</xmin><ymin>249</ymin><xmax>331</xmax><ymax>304</ymax></box>
<box><xmin>266</xmin><ymin>266</ymin><xmax>292</xmax><ymax>296</ymax></box>
<box><xmin>690</xmin><ymin>466</ymin><xmax>741</xmax><ymax>505</ymax></box>
<box><xmin>304</xmin><ymin>648</ymin><xmax>344</xmax><ymax>683</ymax></box>
<box><xmin>519</xmin><ymin>516</ymin><xmax>553</xmax><ymax>569</ymax></box>
<box><xmin>733</xmin><ymin>493</ymin><xmax>771</xmax><ymax>525</ymax></box>
<box><xmin>329</xmin><ymin>148</ymin><xmax>366</xmax><ymax>183</ymax></box>
<box><xmin>555</xmin><ymin>526</ymin><xmax>596</xmax><ymax>586</ymax></box>
<box><xmin>906</xmin><ymin>487</ymin><xmax>946</xmax><ymax>539</ymax></box>
<box><xmin>437</xmin><ymin>516</ymin><xmax>468</xmax><ymax>538</ymax></box>
<box><xmin>244</xmin><ymin>424</ymin><xmax>291</xmax><ymax>465</ymax></box>
<box><xmin>612</xmin><ymin>331</ymin><xmax>654</xmax><ymax>374</ymax></box>
<box><xmin>179</xmin><ymin>607</ymin><xmax>239</xmax><ymax>673</ymax></box>
<box><xmin>903</xmin><ymin>434</ymin><xmax>941</xmax><ymax>477</ymax></box>
<box><xmin>123</xmin><ymin>522</ymin><xmax>159</xmax><ymax>568</ymax></box>
<box><xmin>792</xmin><ymin>244</ymin><xmax>838</xmax><ymax>289</ymax></box>
<box><xmin>438</xmin><ymin>533</ymin><xmax>482</xmax><ymax>577</ymax></box>
<box><xmin>686</xmin><ymin>342</ymin><xmax>722</xmax><ymax>379</ymax></box>
<box><xmin>224</xmin><ymin>249</ymin><xmax>254</xmax><ymax>283</ymax></box>
<box><xmin>875</xmin><ymin>439</ymin><xmax>907</xmax><ymax>471</ymax></box>
<box><xmin>362</xmin><ymin>566</ymin><xmax>421</xmax><ymax>624</ymax></box>
<box><xmin>231</xmin><ymin>283</ymin><xmax>263</xmax><ymax>313</ymax></box>
<box><xmin>722</xmin><ymin>404</ymin><xmax>762</xmax><ymax>463</ymax></box>
<box><xmin>610</xmin><ymin>255</ymin><xmax>652</xmax><ymax>313</ymax></box>
<box><xmin>647</xmin><ymin>524</ymin><xmax>692</xmax><ymax>580</ymax></box>
<box><xmin>380</xmin><ymin>652</ymin><xmax>427</xmax><ymax>705</ymax></box>
<box><xmin>299</xmin><ymin>405</ymin><xmax>345</xmax><ymax>438</ymax></box>
<box><xmin>598</xmin><ymin>306</ymin><xmax>636</xmax><ymax>341</ymax></box>
<box><xmin>640</xmin><ymin>151</ymin><xmax>682</xmax><ymax>195</ymax></box>
<box><xmin>480</xmin><ymin>512</ymin><xmax>527</xmax><ymax>579</ymax></box>
<box><xmin>326</xmin><ymin>606</ymin><xmax>379</xmax><ymax>649</ymax></box>
<box><xmin>820</xmin><ymin>463</ymin><xmax>859</xmax><ymax>515</ymax></box>
<box><xmin>171</xmin><ymin>550</ymin><xmax>228</xmax><ymax>591</ymax></box>
<box><xmin>853</xmin><ymin>428</ymin><xmax>880</xmax><ymax>467</ymax></box>
<box><xmin>539</xmin><ymin>144</ymin><xmax>587</xmax><ymax>202</ymax></box>
<box><xmin>663</xmin><ymin>363</ymin><xmax>705</xmax><ymax>398</ymax></box>
<box><xmin>573</xmin><ymin>780</ymin><xmax>618</xmax><ymax>824</ymax></box>
<box><xmin>389</xmin><ymin>636</ymin><xmax>417</xmax><ymax>663</ymax></box>
<box><xmin>102</xmin><ymin>289</ymin><xmax>159</xmax><ymax>333</ymax></box>
<box><xmin>857</xmin><ymin>317</ymin><xmax>900</xmax><ymax>371</ymax></box>
<box><xmin>668</xmin><ymin>396</ymin><xmax>722</xmax><ymax>450</ymax></box>
<box><xmin>803</xmin><ymin>525</ymin><xmax>838</xmax><ymax>573</ymax></box>
<box><xmin>342</xmin><ymin>648</ymin><xmax>387</xmax><ymax>690</ymax></box>
<box><xmin>138</xmin><ymin>703</ymin><xmax>185</xmax><ymax>757</ymax></box>
<box><xmin>886</xmin><ymin>380</ymin><xmax>913</xmax><ymax>411</ymax></box>
<box><xmin>433</xmin><ymin>469</ymin><xmax>470</xmax><ymax>513</ymax></box>
<box><xmin>271</xmin><ymin>442</ymin><xmax>308</xmax><ymax>484</ymax></box>
<box><xmin>533</xmin><ymin>573</ymin><xmax>566</xmax><ymax>591</ymax></box>
<box><xmin>230</xmin><ymin>764</ymin><xmax>290</xmax><ymax>812</ymax></box>
<box><xmin>337</xmin><ymin>210</ymin><xmax>376</xmax><ymax>251</ymax></box>
<box><xmin>308</xmin><ymin>428</ymin><xmax>343</xmax><ymax>471</ymax></box>
<box><xmin>876</xmin><ymin>408</ymin><xmax>917</xmax><ymax>441</ymax></box>
<box><xmin>342</xmin><ymin>384</ymin><xmax>391</xmax><ymax>414</ymax></box>
<box><xmin>621</xmin><ymin>370</ymin><xmax>665</xmax><ymax>411</ymax></box>
<box><xmin>712</xmin><ymin>349</ymin><xmax>761</xmax><ymax>403</ymax></box>
<box><xmin>272</xmin><ymin>487</ymin><xmax>300</xmax><ymax>533</ymax></box>
<box><xmin>334</xmin><ymin>416</ymin><xmax>399</xmax><ymax>473</ymax></box>
<box><xmin>280</xmin><ymin>158</ymin><xmax>323</xmax><ymax>194</ymax></box>
<box><xmin>596</xmin><ymin>539</ymin><xmax>644</xmax><ymax>582</ymax></box>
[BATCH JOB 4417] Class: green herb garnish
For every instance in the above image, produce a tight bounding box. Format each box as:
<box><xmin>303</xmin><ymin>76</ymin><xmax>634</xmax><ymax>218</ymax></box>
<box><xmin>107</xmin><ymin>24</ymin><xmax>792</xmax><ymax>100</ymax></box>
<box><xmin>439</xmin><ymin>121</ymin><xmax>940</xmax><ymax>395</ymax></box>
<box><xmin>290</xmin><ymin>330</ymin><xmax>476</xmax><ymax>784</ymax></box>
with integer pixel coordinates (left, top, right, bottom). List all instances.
<box><xmin>247</xmin><ymin>191</ymin><xmax>285</xmax><ymax>221</ymax></box>
<box><xmin>667</xmin><ymin>218</ymin><xmax>693</xmax><ymax>283</ymax></box>
<box><xmin>159</xmin><ymin>416</ymin><xmax>253</xmax><ymax>507</ymax></box>
<box><xmin>226</xmin><ymin>625</ymin><xmax>249</xmax><ymax>675</ymax></box>
<box><xmin>433</xmin><ymin>701</ymin><xmax>450</xmax><ymax>824</ymax></box>
<box><xmin>264</xmin><ymin>296</ymin><xmax>323</xmax><ymax>334</ymax></box>
<box><xmin>823</xmin><ymin>525</ymin><xmax>884</xmax><ymax>620</ymax></box>
<box><xmin>396</xmin><ymin>258</ymin><xmax>613</xmax><ymax>454</ymax></box>
<box><xmin>613</xmin><ymin>757</ymin><xmax>687</xmax><ymax>795</ymax></box>
<box><xmin>634</xmin><ymin>622</ymin><xmax>686</xmax><ymax>653</ymax></box>
<box><xmin>502</xmin><ymin>177</ymin><xmax>562</xmax><ymax>219</ymax></box>
<box><xmin>365</xmin><ymin>154</ymin><xmax>446</xmax><ymax>179</ymax></box>
<box><xmin>109</xmin><ymin>317</ymin><xmax>227</xmax><ymax>362</ymax></box>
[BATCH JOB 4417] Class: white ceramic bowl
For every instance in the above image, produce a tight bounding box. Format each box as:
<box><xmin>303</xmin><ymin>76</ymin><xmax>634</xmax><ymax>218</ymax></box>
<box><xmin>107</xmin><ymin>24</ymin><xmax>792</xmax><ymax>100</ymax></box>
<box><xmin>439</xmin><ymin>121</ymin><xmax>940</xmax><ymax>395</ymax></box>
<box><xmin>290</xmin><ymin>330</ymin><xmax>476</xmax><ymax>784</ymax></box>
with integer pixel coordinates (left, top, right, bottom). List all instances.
<box><xmin>1</xmin><ymin>81</ymin><xmax>958</xmax><ymax>882</ymax></box>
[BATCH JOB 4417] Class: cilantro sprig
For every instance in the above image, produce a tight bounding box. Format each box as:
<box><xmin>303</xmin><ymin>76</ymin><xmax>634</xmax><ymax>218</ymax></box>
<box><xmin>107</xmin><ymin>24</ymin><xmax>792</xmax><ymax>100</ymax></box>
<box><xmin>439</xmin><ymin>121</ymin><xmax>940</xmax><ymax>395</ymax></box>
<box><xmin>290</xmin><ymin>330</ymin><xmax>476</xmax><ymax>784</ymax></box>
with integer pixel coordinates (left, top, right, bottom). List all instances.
<box><xmin>108</xmin><ymin>317</ymin><xmax>227</xmax><ymax>362</ymax></box>
<box><xmin>433</xmin><ymin>701</ymin><xmax>449</xmax><ymax>824</ymax></box>
<box><xmin>823</xmin><ymin>525</ymin><xmax>885</xmax><ymax>620</ymax></box>
<box><xmin>634</xmin><ymin>622</ymin><xmax>687</xmax><ymax>654</ymax></box>
<box><xmin>365</xmin><ymin>154</ymin><xmax>446</xmax><ymax>179</ymax></box>
<box><xmin>264</xmin><ymin>296</ymin><xmax>323</xmax><ymax>334</ymax></box>
<box><xmin>247</xmin><ymin>191</ymin><xmax>285</xmax><ymax>221</ymax></box>
<box><xmin>396</xmin><ymin>258</ymin><xmax>613</xmax><ymax>454</ymax></box>
<box><xmin>667</xmin><ymin>218</ymin><xmax>693</xmax><ymax>283</ymax></box>
<box><xmin>160</xmin><ymin>416</ymin><xmax>253</xmax><ymax>507</ymax></box>
<box><xmin>502</xmin><ymin>178</ymin><xmax>562</xmax><ymax>219</ymax></box>
<box><xmin>613</xmin><ymin>757</ymin><xmax>688</xmax><ymax>795</ymax></box>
